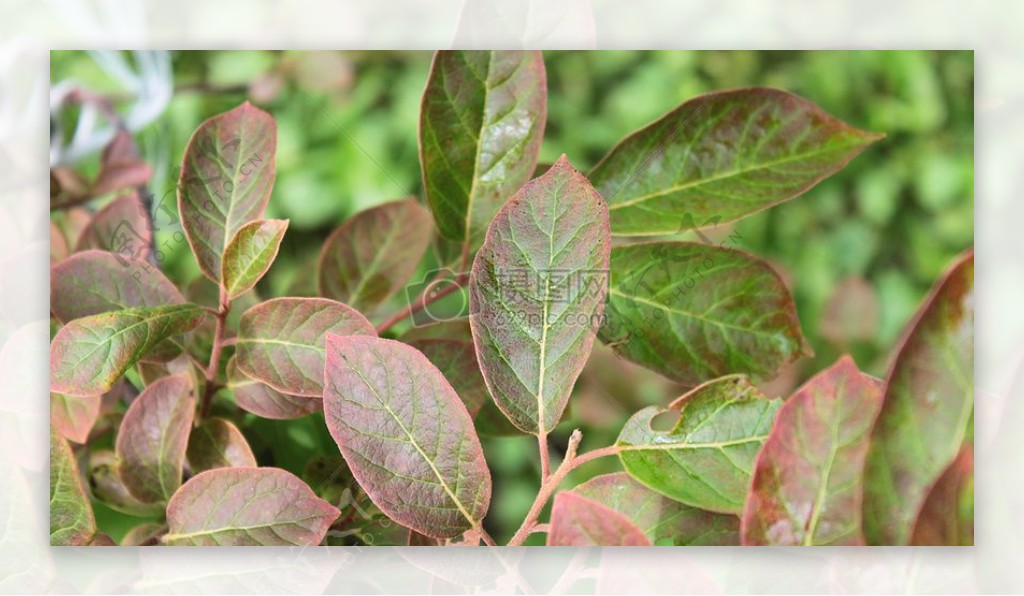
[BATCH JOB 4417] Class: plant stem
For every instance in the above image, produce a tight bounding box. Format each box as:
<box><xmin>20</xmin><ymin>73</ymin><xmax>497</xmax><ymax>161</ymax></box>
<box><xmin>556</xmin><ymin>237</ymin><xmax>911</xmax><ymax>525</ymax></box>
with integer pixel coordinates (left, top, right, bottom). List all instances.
<box><xmin>538</xmin><ymin>432</ymin><xmax>551</xmax><ymax>480</ymax></box>
<box><xmin>506</xmin><ymin>432</ymin><xmax>625</xmax><ymax>546</ymax></box>
<box><xmin>199</xmin><ymin>288</ymin><xmax>230</xmax><ymax>421</ymax></box>
<box><xmin>374</xmin><ymin>272</ymin><xmax>468</xmax><ymax>334</ymax></box>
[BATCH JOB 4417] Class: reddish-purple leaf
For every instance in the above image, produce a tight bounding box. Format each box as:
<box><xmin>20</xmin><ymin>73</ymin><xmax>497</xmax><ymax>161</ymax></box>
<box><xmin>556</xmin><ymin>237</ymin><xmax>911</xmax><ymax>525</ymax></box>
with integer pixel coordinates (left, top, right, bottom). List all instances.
<box><xmin>92</xmin><ymin>129</ymin><xmax>153</xmax><ymax>197</ymax></box>
<box><xmin>419</xmin><ymin>50</ymin><xmax>547</xmax><ymax>254</ymax></box>
<box><xmin>863</xmin><ymin>250</ymin><xmax>974</xmax><ymax>545</ymax></box>
<box><xmin>50</xmin><ymin>304</ymin><xmax>205</xmax><ymax>397</ymax></box>
<box><xmin>911</xmin><ymin>445</ymin><xmax>974</xmax><ymax>546</ymax></box>
<box><xmin>318</xmin><ymin>199</ymin><xmax>432</xmax><ymax>311</ymax></box>
<box><xmin>226</xmin><ymin>355</ymin><xmax>322</xmax><ymax>419</ymax></box>
<box><xmin>222</xmin><ymin>219</ymin><xmax>289</xmax><ymax>300</ymax></box>
<box><xmin>50</xmin><ymin>431</ymin><xmax>96</xmax><ymax>545</ymax></box>
<box><xmin>50</xmin><ymin>392</ymin><xmax>100</xmax><ymax>445</ymax></box>
<box><xmin>87</xmin><ymin>450</ymin><xmax>164</xmax><ymax>517</ymax></box>
<box><xmin>50</xmin><ymin>221</ymin><xmax>69</xmax><ymax>264</ymax></box>
<box><xmin>50</xmin><ymin>250</ymin><xmax>184</xmax><ymax>322</ymax></box>
<box><xmin>548</xmin><ymin>491</ymin><xmax>651</xmax><ymax>546</ymax></box>
<box><xmin>50</xmin><ymin>167</ymin><xmax>91</xmax><ymax>209</ymax></box>
<box><xmin>165</xmin><ymin>467</ymin><xmax>340</xmax><ymax>546</ymax></box>
<box><xmin>323</xmin><ymin>335</ymin><xmax>491</xmax><ymax>539</ymax></box>
<box><xmin>742</xmin><ymin>356</ymin><xmax>884</xmax><ymax>545</ymax></box>
<box><xmin>121</xmin><ymin>523</ymin><xmax>167</xmax><ymax>546</ymax></box>
<box><xmin>572</xmin><ymin>472</ymin><xmax>740</xmax><ymax>545</ymax></box>
<box><xmin>404</xmin><ymin>338</ymin><xmax>487</xmax><ymax>417</ymax></box>
<box><xmin>178</xmin><ymin>102</ymin><xmax>277</xmax><ymax>282</ymax></box>
<box><xmin>75</xmin><ymin>193</ymin><xmax>152</xmax><ymax>258</ymax></box>
<box><xmin>469</xmin><ymin>156</ymin><xmax>611</xmax><ymax>434</ymax></box>
<box><xmin>88</xmin><ymin>533</ymin><xmax>117</xmax><ymax>546</ymax></box>
<box><xmin>115</xmin><ymin>374</ymin><xmax>195</xmax><ymax>503</ymax></box>
<box><xmin>235</xmin><ymin>297</ymin><xmax>375</xmax><ymax>397</ymax></box>
<box><xmin>186</xmin><ymin>417</ymin><xmax>257</xmax><ymax>473</ymax></box>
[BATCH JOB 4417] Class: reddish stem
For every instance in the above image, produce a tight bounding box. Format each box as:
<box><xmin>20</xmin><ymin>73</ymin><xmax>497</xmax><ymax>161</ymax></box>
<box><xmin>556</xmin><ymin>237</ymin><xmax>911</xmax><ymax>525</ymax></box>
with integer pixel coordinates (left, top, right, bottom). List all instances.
<box><xmin>199</xmin><ymin>288</ymin><xmax>230</xmax><ymax>421</ymax></box>
<box><xmin>374</xmin><ymin>272</ymin><xmax>468</xmax><ymax>334</ymax></box>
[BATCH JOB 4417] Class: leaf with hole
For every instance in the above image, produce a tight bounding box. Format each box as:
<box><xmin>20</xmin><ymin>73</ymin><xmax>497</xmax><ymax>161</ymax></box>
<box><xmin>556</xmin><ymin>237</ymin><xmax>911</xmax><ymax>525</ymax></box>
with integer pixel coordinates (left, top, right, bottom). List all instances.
<box><xmin>862</xmin><ymin>250</ymin><xmax>974</xmax><ymax>545</ymax></box>
<box><xmin>741</xmin><ymin>356</ymin><xmax>883</xmax><ymax>545</ymax></box>
<box><xmin>617</xmin><ymin>375</ymin><xmax>781</xmax><ymax>514</ymax></box>
<box><xmin>598</xmin><ymin>242</ymin><xmax>809</xmax><ymax>385</ymax></box>
<box><xmin>420</xmin><ymin>50</ymin><xmax>546</xmax><ymax>254</ymax></box>
<box><xmin>165</xmin><ymin>467</ymin><xmax>339</xmax><ymax>545</ymax></box>
<box><xmin>235</xmin><ymin>297</ymin><xmax>375</xmax><ymax>396</ymax></box>
<box><xmin>318</xmin><ymin>199</ymin><xmax>432</xmax><ymax>311</ymax></box>
<box><xmin>50</xmin><ymin>304</ymin><xmax>205</xmax><ymax>397</ymax></box>
<box><xmin>589</xmin><ymin>87</ymin><xmax>883</xmax><ymax>235</ymax></box>
<box><xmin>469</xmin><ymin>156</ymin><xmax>610</xmax><ymax>434</ymax></box>
<box><xmin>323</xmin><ymin>335</ymin><xmax>491</xmax><ymax>539</ymax></box>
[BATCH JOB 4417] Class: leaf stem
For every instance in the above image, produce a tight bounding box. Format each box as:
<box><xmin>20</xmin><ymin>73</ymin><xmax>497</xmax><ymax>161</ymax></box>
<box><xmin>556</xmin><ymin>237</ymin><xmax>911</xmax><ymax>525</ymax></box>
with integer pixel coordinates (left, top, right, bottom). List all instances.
<box><xmin>506</xmin><ymin>432</ymin><xmax>624</xmax><ymax>546</ymax></box>
<box><xmin>374</xmin><ymin>272</ymin><xmax>468</xmax><ymax>334</ymax></box>
<box><xmin>199</xmin><ymin>287</ymin><xmax>230</xmax><ymax>421</ymax></box>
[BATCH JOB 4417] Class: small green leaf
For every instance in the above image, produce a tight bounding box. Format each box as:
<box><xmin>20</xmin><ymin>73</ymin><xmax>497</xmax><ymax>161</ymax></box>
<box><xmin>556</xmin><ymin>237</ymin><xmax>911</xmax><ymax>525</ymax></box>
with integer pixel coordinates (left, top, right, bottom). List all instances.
<box><xmin>742</xmin><ymin>356</ymin><xmax>884</xmax><ymax>545</ymax></box>
<box><xmin>50</xmin><ymin>250</ymin><xmax>185</xmax><ymax>323</ymax></box>
<box><xmin>469</xmin><ymin>156</ymin><xmax>610</xmax><ymax>434</ymax></box>
<box><xmin>617</xmin><ymin>375</ymin><xmax>781</xmax><ymax>514</ymax></box>
<box><xmin>50</xmin><ymin>431</ymin><xmax>96</xmax><ymax>545</ymax></box>
<box><xmin>221</xmin><ymin>219</ymin><xmax>288</xmax><ymax>300</ymax></box>
<box><xmin>547</xmin><ymin>491</ymin><xmax>651</xmax><ymax>546</ymax></box>
<box><xmin>599</xmin><ymin>242</ymin><xmax>808</xmax><ymax>385</ymax></box>
<box><xmin>115</xmin><ymin>374</ymin><xmax>195</xmax><ymax>503</ymax></box>
<box><xmin>572</xmin><ymin>472</ymin><xmax>740</xmax><ymax>545</ymax></box>
<box><xmin>226</xmin><ymin>355</ymin><xmax>321</xmax><ymax>419</ymax></box>
<box><xmin>420</xmin><ymin>50</ymin><xmax>547</xmax><ymax>255</ymax></box>
<box><xmin>590</xmin><ymin>87</ymin><xmax>883</xmax><ymax>235</ymax></box>
<box><xmin>50</xmin><ymin>304</ymin><xmax>205</xmax><ymax>397</ymax></box>
<box><xmin>318</xmin><ymin>199</ymin><xmax>432</xmax><ymax>311</ymax></box>
<box><xmin>863</xmin><ymin>250</ymin><xmax>974</xmax><ymax>545</ymax></box>
<box><xmin>323</xmin><ymin>335</ymin><xmax>491</xmax><ymax>539</ymax></box>
<box><xmin>235</xmin><ymin>298</ymin><xmax>375</xmax><ymax>397</ymax></box>
<box><xmin>187</xmin><ymin>418</ymin><xmax>257</xmax><ymax>473</ymax></box>
<box><xmin>165</xmin><ymin>467</ymin><xmax>340</xmax><ymax>546</ymax></box>
<box><xmin>178</xmin><ymin>102</ymin><xmax>276</xmax><ymax>282</ymax></box>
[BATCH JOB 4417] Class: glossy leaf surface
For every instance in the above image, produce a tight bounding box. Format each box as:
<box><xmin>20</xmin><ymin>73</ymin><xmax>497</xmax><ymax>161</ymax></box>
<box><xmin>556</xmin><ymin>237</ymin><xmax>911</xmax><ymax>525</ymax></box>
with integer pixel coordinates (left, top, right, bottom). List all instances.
<box><xmin>863</xmin><ymin>251</ymin><xmax>974</xmax><ymax>545</ymax></box>
<box><xmin>50</xmin><ymin>250</ymin><xmax>184</xmax><ymax>322</ymax></box>
<box><xmin>50</xmin><ymin>431</ymin><xmax>96</xmax><ymax>545</ymax></box>
<box><xmin>573</xmin><ymin>472</ymin><xmax>740</xmax><ymax>545</ymax></box>
<box><xmin>469</xmin><ymin>156</ymin><xmax>610</xmax><ymax>434</ymax></box>
<box><xmin>187</xmin><ymin>418</ymin><xmax>258</xmax><ymax>472</ymax></box>
<box><xmin>323</xmin><ymin>335</ymin><xmax>491</xmax><ymax>539</ymax></box>
<box><xmin>235</xmin><ymin>297</ymin><xmax>375</xmax><ymax>396</ymax></box>
<box><xmin>50</xmin><ymin>304</ymin><xmax>205</xmax><ymax>396</ymax></box>
<box><xmin>420</xmin><ymin>50</ymin><xmax>546</xmax><ymax>253</ymax></box>
<box><xmin>589</xmin><ymin>87</ymin><xmax>883</xmax><ymax>235</ymax></box>
<box><xmin>599</xmin><ymin>242</ymin><xmax>808</xmax><ymax>385</ymax></box>
<box><xmin>742</xmin><ymin>356</ymin><xmax>883</xmax><ymax>545</ymax></box>
<box><xmin>617</xmin><ymin>375</ymin><xmax>781</xmax><ymax>513</ymax></box>
<box><xmin>115</xmin><ymin>374</ymin><xmax>195</xmax><ymax>503</ymax></box>
<box><xmin>178</xmin><ymin>102</ymin><xmax>276</xmax><ymax>282</ymax></box>
<box><xmin>221</xmin><ymin>219</ymin><xmax>288</xmax><ymax>300</ymax></box>
<box><xmin>165</xmin><ymin>467</ymin><xmax>339</xmax><ymax>545</ymax></box>
<box><xmin>317</xmin><ymin>199</ymin><xmax>432</xmax><ymax>311</ymax></box>
<box><xmin>547</xmin><ymin>491</ymin><xmax>651</xmax><ymax>546</ymax></box>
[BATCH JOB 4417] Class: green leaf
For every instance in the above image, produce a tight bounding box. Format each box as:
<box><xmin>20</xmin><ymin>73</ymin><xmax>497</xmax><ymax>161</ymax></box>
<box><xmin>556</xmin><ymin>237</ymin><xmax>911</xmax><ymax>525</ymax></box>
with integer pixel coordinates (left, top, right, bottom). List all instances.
<box><xmin>115</xmin><ymin>374</ymin><xmax>195</xmax><ymax>503</ymax></box>
<box><xmin>221</xmin><ymin>219</ymin><xmax>288</xmax><ymax>300</ymax></box>
<box><xmin>165</xmin><ymin>467</ymin><xmax>340</xmax><ymax>546</ymax></box>
<box><xmin>75</xmin><ymin>192</ymin><xmax>152</xmax><ymax>257</ymax></box>
<box><xmin>50</xmin><ymin>431</ymin><xmax>96</xmax><ymax>545</ymax></box>
<box><xmin>50</xmin><ymin>392</ymin><xmax>100</xmax><ymax>444</ymax></box>
<box><xmin>547</xmin><ymin>491</ymin><xmax>651</xmax><ymax>546</ymax></box>
<box><xmin>617</xmin><ymin>375</ymin><xmax>781</xmax><ymax>514</ymax></box>
<box><xmin>226</xmin><ymin>355</ymin><xmax>322</xmax><ymax>419</ymax></box>
<box><xmin>590</xmin><ymin>87</ymin><xmax>883</xmax><ymax>235</ymax></box>
<box><xmin>178</xmin><ymin>102</ymin><xmax>276</xmax><ymax>282</ymax></box>
<box><xmin>469</xmin><ymin>156</ymin><xmax>610</xmax><ymax>434</ymax></box>
<box><xmin>419</xmin><ymin>50</ymin><xmax>547</xmax><ymax>255</ymax></box>
<box><xmin>50</xmin><ymin>250</ymin><xmax>185</xmax><ymax>322</ymax></box>
<box><xmin>741</xmin><ymin>356</ymin><xmax>884</xmax><ymax>545</ymax></box>
<box><xmin>50</xmin><ymin>304</ymin><xmax>205</xmax><ymax>397</ymax></box>
<box><xmin>863</xmin><ymin>250</ymin><xmax>974</xmax><ymax>545</ymax></box>
<box><xmin>911</xmin><ymin>445</ymin><xmax>974</xmax><ymax>546</ymax></box>
<box><xmin>318</xmin><ymin>199</ymin><xmax>433</xmax><ymax>311</ymax></box>
<box><xmin>599</xmin><ymin>242</ymin><xmax>809</xmax><ymax>385</ymax></box>
<box><xmin>187</xmin><ymin>418</ymin><xmax>257</xmax><ymax>473</ymax></box>
<box><xmin>572</xmin><ymin>472</ymin><xmax>740</xmax><ymax>545</ymax></box>
<box><xmin>323</xmin><ymin>335</ymin><xmax>491</xmax><ymax>539</ymax></box>
<box><xmin>235</xmin><ymin>297</ymin><xmax>376</xmax><ymax>397</ymax></box>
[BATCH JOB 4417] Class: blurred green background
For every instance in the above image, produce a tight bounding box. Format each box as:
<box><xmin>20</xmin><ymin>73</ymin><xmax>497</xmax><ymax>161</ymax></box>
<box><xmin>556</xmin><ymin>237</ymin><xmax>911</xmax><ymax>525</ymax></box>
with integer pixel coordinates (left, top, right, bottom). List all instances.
<box><xmin>51</xmin><ymin>50</ymin><xmax>974</xmax><ymax>544</ymax></box>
